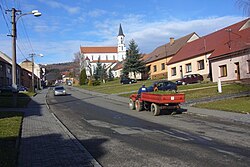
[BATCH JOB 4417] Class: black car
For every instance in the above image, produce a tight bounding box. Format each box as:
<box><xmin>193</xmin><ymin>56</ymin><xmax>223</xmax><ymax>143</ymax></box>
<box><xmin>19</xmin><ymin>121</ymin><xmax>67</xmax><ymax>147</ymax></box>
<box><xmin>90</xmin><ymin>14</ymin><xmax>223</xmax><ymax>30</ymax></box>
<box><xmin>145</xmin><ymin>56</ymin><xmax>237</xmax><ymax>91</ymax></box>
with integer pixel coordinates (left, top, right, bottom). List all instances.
<box><xmin>148</xmin><ymin>80</ymin><xmax>177</xmax><ymax>92</ymax></box>
<box><xmin>120</xmin><ymin>78</ymin><xmax>137</xmax><ymax>84</ymax></box>
<box><xmin>17</xmin><ymin>85</ymin><xmax>28</xmax><ymax>92</ymax></box>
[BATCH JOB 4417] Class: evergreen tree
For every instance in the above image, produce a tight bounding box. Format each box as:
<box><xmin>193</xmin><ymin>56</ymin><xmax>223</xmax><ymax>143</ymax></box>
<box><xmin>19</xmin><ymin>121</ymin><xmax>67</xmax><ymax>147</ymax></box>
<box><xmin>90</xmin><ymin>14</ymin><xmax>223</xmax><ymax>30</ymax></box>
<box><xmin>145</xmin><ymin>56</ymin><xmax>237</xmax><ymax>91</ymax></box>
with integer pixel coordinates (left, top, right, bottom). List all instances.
<box><xmin>79</xmin><ymin>68</ymin><xmax>87</xmax><ymax>85</ymax></box>
<box><xmin>94</xmin><ymin>56</ymin><xmax>102</xmax><ymax>80</ymax></box>
<box><xmin>122</xmin><ymin>39</ymin><xmax>146</xmax><ymax>78</ymax></box>
<box><xmin>101</xmin><ymin>64</ymin><xmax>108</xmax><ymax>82</ymax></box>
<box><xmin>108</xmin><ymin>69</ymin><xmax>114</xmax><ymax>81</ymax></box>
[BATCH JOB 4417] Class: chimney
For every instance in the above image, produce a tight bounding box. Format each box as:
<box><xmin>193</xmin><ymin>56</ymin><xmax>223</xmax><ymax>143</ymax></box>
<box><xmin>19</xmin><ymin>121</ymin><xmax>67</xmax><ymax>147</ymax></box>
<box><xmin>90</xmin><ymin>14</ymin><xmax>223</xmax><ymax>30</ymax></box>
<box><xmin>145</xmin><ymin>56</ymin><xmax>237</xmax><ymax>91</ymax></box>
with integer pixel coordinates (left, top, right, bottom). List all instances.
<box><xmin>170</xmin><ymin>37</ymin><xmax>174</xmax><ymax>45</ymax></box>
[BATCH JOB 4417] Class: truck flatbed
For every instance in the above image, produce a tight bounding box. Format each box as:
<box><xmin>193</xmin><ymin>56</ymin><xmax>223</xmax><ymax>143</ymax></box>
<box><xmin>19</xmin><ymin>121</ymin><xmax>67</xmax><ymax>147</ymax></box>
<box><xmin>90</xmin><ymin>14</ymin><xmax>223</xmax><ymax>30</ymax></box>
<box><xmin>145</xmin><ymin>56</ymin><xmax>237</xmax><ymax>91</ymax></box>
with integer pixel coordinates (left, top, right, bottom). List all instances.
<box><xmin>129</xmin><ymin>92</ymin><xmax>185</xmax><ymax>116</ymax></box>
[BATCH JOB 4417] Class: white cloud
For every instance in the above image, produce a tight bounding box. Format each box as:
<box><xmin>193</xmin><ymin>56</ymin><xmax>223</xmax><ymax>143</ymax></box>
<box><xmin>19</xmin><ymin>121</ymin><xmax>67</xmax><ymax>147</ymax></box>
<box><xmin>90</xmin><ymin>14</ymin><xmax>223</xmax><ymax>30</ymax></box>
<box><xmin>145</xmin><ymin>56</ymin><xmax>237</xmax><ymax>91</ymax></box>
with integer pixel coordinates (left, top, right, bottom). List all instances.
<box><xmin>88</xmin><ymin>9</ymin><xmax>107</xmax><ymax>17</ymax></box>
<box><xmin>38</xmin><ymin>0</ymin><xmax>80</xmax><ymax>14</ymax></box>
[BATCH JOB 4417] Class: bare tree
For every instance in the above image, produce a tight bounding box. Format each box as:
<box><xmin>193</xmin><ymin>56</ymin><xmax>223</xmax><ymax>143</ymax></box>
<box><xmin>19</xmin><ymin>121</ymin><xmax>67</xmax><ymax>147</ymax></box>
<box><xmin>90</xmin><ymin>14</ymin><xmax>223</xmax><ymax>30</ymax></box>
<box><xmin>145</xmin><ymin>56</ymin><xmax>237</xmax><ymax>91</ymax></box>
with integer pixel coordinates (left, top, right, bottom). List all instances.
<box><xmin>73</xmin><ymin>51</ymin><xmax>81</xmax><ymax>64</ymax></box>
<box><xmin>236</xmin><ymin>0</ymin><xmax>250</xmax><ymax>16</ymax></box>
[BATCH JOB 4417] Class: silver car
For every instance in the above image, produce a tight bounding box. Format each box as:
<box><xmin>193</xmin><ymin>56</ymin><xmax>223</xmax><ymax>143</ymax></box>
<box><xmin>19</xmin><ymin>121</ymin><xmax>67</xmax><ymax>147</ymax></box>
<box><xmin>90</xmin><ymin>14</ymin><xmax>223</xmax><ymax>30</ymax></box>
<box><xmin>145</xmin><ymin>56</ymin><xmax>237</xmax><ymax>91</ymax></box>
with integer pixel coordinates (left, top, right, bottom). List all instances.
<box><xmin>54</xmin><ymin>86</ymin><xmax>66</xmax><ymax>96</ymax></box>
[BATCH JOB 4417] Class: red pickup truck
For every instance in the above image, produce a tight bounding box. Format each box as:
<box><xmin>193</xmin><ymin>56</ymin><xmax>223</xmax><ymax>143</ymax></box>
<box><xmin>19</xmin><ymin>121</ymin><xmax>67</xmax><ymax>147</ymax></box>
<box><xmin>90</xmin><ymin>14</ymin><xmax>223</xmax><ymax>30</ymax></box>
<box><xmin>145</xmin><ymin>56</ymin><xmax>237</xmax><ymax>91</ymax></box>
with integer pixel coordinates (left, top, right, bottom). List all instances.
<box><xmin>129</xmin><ymin>92</ymin><xmax>185</xmax><ymax>116</ymax></box>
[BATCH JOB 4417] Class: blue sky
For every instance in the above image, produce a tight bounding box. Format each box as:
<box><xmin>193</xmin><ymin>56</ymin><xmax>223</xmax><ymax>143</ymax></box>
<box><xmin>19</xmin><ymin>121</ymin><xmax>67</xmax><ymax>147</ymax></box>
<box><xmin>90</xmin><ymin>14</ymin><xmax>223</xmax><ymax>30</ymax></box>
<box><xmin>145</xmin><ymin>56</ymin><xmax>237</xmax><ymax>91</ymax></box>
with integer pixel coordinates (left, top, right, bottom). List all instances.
<box><xmin>0</xmin><ymin>0</ymin><xmax>248</xmax><ymax>64</ymax></box>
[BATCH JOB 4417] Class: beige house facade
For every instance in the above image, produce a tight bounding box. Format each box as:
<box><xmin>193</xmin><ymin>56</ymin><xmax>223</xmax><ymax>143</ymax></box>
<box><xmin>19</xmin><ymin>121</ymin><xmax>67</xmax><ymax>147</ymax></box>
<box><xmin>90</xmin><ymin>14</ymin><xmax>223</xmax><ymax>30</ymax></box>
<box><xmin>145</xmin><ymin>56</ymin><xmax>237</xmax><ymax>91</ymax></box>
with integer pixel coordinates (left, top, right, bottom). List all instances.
<box><xmin>168</xmin><ymin>53</ymin><xmax>211</xmax><ymax>81</ymax></box>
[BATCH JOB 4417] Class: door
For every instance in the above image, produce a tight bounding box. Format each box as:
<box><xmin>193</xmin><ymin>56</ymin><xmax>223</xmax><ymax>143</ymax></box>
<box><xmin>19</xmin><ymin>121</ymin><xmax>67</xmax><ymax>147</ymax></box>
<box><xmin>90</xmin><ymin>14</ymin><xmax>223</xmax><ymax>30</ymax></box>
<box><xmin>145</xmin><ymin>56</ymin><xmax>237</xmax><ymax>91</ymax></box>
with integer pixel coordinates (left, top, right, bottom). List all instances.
<box><xmin>235</xmin><ymin>62</ymin><xmax>240</xmax><ymax>80</ymax></box>
<box><xmin>180</xmin><ymin>66</ymin><xmax>183</xmax><ymax>78</ymax></box>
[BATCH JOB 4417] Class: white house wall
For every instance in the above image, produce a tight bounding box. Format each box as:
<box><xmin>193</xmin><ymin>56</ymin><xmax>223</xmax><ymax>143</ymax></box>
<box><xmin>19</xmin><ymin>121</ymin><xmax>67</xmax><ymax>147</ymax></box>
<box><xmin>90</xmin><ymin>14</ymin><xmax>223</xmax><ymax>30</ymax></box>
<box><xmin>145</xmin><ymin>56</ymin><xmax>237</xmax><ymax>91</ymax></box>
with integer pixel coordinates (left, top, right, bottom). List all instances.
<box><xmin>211</xmin><ymin>53</ymin><xmax>250</xmax><ymax>82</ymax></box>
<box><xmin>167</xmin><ymin>54</ymin><xmax>210</xmax><ymax>81</ymax></box>
<box><xmin>113</xmin><ymin>69</ymin><xmax>122</xmax><ymax>78</ymax></box>
<box><xmin>84</xmin><ymin>53</ymin><xmax>118</xmax><ymax>61</ymax></box>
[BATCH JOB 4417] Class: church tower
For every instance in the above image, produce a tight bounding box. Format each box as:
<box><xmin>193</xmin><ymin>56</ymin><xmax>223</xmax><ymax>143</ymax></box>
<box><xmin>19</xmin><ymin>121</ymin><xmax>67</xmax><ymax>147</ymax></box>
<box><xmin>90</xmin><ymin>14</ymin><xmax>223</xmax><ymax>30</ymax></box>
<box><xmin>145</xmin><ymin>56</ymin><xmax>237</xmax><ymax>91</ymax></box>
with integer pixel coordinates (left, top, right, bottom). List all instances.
<box><xmin>117</xmin><ymin>24</ymin><xmax>126</xmax><ymax>61</ymax></box>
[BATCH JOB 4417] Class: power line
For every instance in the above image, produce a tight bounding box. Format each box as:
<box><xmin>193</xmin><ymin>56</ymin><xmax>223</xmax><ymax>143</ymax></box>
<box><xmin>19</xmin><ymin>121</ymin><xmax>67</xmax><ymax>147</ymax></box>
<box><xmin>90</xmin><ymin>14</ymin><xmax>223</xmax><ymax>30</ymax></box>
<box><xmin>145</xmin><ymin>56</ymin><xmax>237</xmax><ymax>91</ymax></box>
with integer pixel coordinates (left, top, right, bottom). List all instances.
<box><xmin>1</xmin><ymin>0</ymin><xmax>9</xmax><ymax>9</ymax></box>
<box><xmin>20</xmin><ymin>18</ymin><xmax>35</xmax><ymax>53</ymax></box>
<box><xmin>0</xmin><ymin>3</ymin><xmax>11</xmax><ymax>34</ymax></box>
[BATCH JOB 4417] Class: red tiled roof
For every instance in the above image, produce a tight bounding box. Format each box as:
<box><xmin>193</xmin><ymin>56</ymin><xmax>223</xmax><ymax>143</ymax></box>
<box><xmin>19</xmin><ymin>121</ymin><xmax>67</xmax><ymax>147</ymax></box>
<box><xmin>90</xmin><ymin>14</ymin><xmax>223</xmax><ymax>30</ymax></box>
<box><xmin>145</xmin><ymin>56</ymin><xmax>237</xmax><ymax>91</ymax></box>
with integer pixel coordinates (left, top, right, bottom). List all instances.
<box><xmin>80</xmin><ymin>46</ymin><xmax>117</xmax><ymax>53</ymax></box>
<box><xmin>168</xmin><ymin>18</ymin><xmax>250</xmax><ymax>65</ymax></box>
<box><xmin>145</xmin><ymin>32</ymin><xmax>198</xmax><ymax>63</ymax></box>
<box><xmin>112</xmin><ymin>61</ymin><xmax>123</xmax><ymax>70</ymax></box>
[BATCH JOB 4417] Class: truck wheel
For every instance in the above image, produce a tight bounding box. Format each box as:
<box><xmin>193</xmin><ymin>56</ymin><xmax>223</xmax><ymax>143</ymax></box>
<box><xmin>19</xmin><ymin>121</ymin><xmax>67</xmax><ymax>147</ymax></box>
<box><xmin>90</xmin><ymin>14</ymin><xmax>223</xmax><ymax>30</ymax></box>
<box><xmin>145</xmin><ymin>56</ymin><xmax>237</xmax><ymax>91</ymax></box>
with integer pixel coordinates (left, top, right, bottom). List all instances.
<box><xmin>135</xmin><ymin>100</ymin><xmax>143</xmax><ymax>112</ymax></box>
<box><xmin>129</xmin><ymin>98</ymin><xmax>135</xmax><ymax>110</ymax></box>
<box><xmin>151</xmin><ymin>103</ymin><xmax>160</xmax><ymax>116</ymax></box>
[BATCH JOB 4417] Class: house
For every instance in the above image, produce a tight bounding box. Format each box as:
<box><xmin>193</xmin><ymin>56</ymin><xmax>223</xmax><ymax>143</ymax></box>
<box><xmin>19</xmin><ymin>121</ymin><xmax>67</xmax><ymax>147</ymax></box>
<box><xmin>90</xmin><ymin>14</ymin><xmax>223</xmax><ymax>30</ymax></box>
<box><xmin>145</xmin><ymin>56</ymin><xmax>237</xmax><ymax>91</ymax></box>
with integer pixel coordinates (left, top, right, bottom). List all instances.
<box><xmin>80</xmin><ymin>24</ymin><xmax>126</xmax><ymax>78</ymax></box>
<box><xmin>112</xmin><ymin>61</ymin><xmax>123</xmax><ymax>78</ymax></box>
<box><xmin>20</xmin><ymin>59</ymin><xmax>42</xmax><ymax>89</ymax></box>
<box><xmin>167</xmin><ymin>18</ymin><xmax>250</xmax><ymax>83</ymax></box>
<box><xmin>209</xmin><ymin>19</ymin><xmax>250</xmax><ymax>82</ymax></box>
<box><xmin>0</xmin><ymin>51</ymin><xmax>21</xmax><ymax>87</ymax></box>
<box><xmin>144</xmin><ymin>32</ymin><xmax>199</xmax><ymax>80</ymax></box>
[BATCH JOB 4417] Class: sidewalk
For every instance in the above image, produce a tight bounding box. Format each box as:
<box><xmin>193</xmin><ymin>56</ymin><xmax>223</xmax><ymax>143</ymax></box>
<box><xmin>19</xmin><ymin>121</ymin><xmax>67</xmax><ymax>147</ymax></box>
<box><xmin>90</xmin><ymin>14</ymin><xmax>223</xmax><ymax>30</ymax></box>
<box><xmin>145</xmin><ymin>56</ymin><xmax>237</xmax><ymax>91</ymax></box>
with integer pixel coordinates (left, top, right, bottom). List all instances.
<box><xmin>17</xmin><ymin>89</ymin><xmax>101</xmax><ymax>167</ymax></box>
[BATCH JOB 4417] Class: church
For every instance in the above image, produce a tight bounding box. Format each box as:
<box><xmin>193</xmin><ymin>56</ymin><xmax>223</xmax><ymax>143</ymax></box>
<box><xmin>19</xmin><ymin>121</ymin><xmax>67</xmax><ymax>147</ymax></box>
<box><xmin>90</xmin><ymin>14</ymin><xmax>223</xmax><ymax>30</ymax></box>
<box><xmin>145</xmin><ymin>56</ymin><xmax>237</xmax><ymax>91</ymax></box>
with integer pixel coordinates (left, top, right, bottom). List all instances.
<box><xmin>80</xmin><ymin>24</ymin><xmax>126</xmax><ymax>77</ymax></box>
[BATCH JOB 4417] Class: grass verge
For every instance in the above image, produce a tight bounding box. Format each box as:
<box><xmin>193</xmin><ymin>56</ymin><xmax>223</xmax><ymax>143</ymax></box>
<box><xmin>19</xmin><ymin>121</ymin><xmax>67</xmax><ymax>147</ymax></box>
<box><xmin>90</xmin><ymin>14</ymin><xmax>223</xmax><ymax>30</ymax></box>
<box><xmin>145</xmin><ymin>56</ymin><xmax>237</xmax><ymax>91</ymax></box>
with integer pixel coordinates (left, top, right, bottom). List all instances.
<box><xmin>0</xmin><ymin>111</ymin><xmax>23</xmax><ymax>167</ymax></box>
<box><xmin>193</xmin><ymin>96</ymin><xmax>250</xmax><ymax>114</ymax></box>
<box><xmin>0</xmin><ymin>92</ymin><xmax>34</xmax><ymax>108</ymax></box>
<box><xmin>181</xmin><ymin>83</ymin><xmax>250</xmax><ymax>101</ymax></box>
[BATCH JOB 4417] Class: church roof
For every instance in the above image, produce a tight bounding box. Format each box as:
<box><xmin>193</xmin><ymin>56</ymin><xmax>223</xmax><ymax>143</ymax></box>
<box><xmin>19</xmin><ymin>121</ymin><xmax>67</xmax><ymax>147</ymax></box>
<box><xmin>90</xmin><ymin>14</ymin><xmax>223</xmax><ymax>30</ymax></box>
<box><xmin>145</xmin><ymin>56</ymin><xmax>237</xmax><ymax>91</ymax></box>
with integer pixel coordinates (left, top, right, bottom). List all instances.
<box><xmin>80</xmin><ymin>46</ymin><xmax>117</xmax><ymax>54</ymax></box>
<box><xmin>118</xmin><ymin>24</ymin><xmax>125</xmax><ymax>36</ymax></box>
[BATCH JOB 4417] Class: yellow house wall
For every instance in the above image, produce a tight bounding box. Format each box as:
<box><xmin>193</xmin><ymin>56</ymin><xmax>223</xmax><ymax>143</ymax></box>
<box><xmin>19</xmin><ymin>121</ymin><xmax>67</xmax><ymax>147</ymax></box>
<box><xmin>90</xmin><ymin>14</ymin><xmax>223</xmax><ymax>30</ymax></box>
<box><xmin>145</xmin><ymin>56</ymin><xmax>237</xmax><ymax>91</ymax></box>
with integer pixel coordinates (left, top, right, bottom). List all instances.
<box><xmin>167</xmin><ymin>54</ymin><xmax>210</xmax><ymax>81</ymax></box>
<box><xmin>146</xmin><ymin>57</ymin><xmax>173</xmax><ymax>79</ymax></box>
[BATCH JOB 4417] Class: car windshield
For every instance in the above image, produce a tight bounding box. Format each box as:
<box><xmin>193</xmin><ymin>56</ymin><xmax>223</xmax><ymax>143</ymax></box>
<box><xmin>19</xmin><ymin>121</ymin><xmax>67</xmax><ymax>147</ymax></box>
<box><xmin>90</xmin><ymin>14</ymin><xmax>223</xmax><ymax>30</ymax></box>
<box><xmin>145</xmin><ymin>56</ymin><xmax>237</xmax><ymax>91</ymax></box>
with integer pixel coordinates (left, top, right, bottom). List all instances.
<box><xmin>55</xmin><ymin>87</ymin><xmax>64</xmax><ymax>90</ymax></box>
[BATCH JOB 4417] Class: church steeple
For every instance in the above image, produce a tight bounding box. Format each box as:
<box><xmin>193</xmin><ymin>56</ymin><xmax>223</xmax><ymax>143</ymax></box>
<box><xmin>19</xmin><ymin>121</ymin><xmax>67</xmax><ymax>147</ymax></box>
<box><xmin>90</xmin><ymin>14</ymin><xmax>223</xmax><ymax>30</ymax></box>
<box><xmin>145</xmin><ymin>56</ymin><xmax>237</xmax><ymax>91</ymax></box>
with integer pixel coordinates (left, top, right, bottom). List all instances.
<box><xmin>118</xmin><ymin>24</ymin><xmax>125</xmax><ymax>37</ymax></box>
<box><xmin>117</xmin><ymin>24</ymin><xmax>126</xmax><ymax>61</ymax></box>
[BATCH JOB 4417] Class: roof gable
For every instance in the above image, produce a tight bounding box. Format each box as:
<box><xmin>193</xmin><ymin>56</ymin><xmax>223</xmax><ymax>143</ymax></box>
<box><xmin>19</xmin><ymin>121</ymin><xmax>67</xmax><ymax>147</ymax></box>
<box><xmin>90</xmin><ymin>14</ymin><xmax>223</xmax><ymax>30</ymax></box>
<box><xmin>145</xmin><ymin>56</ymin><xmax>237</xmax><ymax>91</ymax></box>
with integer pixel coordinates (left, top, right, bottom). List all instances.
<box><xmin>145</xmin><ymin>32</ymin><xmax>199</xmax><ymax>63</ymax></box>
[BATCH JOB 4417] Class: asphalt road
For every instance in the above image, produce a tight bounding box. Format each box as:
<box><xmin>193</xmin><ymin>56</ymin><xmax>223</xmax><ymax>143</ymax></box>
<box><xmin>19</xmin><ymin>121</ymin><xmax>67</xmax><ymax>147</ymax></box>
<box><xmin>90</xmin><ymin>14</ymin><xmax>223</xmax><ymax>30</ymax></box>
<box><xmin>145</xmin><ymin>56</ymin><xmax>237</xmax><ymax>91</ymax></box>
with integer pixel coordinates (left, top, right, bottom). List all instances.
<box><xmin>47</xmin><ymin>86</ymin><xmax>250</xmax><ymax>167</ymax></box>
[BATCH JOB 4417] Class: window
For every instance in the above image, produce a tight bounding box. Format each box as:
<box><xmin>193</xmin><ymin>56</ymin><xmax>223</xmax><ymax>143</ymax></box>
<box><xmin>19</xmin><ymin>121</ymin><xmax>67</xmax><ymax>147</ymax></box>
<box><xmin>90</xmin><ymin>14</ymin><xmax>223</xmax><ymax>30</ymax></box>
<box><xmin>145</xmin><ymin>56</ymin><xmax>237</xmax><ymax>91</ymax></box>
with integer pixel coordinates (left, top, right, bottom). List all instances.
<box><xmin>161</xmin><ymin>63</ymin><xmax>165</xmax><ymax>70</ymax></box>
<box><xmin>186</xmin><ymin>63</ymin><xmax>192</xmax><ymax>73</ymax></box>
<box><xmin>197</xmin><ymin>60</ymin><xmax>205</xmax><ymax>70</ymax></box>
<box><xmin>153</xmin><ymin>65</ymin><xmax>157</xmax><ymax>72</ymax></box>
<box><xmin>113</xmin><ymin>55</ymin><xmax>115</xmax><ymax>60</ymax></box>
<box><xmin>106</xmin><ymin>55</ymin><xmax>108</xmax><ymax>60</ymax></box>
<box><xmin>0</xmin><ymin>64</ymin><xmax>2</xmax><ymax>71</ymax></box>
<box><xmin>219</xmin><ymin>65</ymin><xmax>227</xmax><ymax>77</ymax></box>
<box><xmin>171</xmin><ymin>67</ymin><xmax>176</xmax><ymax>76</ymax></box>
<box><xmin>7</xmin><ymin>68</ymin><xmax>11</xmax><ymax>74</ymax></box>
<box><xmin>92</xmin><ymin>55</ymin><xmax>94</xmax><ymax>60</ymax></box>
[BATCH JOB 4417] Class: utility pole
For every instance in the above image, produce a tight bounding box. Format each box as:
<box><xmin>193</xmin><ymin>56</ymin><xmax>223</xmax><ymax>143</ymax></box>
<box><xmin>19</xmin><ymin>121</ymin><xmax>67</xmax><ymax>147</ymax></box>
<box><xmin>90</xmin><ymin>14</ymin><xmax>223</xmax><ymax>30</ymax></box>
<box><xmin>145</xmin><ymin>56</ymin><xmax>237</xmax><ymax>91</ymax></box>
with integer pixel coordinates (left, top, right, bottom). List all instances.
<box><xmin>6</xmin><ymin>8</ymin><xmax>42</xmax><ymax>93</ymax></box>
<box><xmin>30</xmin><ymin>53</ymin><xmax>35</xmax><ymax>93</ymax></box>
<box><xmin>9</xmin><ymin>8</ymin><xmax>21</xmax><ymax>90</ymax></box>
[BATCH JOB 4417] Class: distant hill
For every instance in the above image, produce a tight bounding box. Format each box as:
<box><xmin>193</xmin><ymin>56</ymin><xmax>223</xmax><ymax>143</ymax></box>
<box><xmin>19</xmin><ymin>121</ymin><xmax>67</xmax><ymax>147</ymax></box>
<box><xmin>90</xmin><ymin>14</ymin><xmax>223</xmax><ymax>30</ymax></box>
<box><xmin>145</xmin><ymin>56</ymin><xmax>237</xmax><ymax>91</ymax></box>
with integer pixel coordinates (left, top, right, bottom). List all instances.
<box><xmin>41</xmin><ymin>62</ymin><xmax>80</xmax><ymax>82</ymax></box>
<box><xmin>42</xmin><ymin>62</ymin><xmax>79</xmax><ymax>72</ymax></box>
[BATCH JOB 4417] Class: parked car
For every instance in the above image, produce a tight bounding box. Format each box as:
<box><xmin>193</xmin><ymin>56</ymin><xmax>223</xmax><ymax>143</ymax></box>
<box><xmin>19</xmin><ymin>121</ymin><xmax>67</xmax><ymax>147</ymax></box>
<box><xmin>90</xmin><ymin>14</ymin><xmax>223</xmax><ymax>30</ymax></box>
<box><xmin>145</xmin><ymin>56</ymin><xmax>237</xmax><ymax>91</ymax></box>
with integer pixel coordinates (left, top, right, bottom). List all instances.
<box><xmin>17</xmin><ymin>85</ymin><xmax>28</xmax><ymax>92</ymax></box>
<box><xmin>67</xmin><ymin>81</ymin><xmax>72</xmax><ymax>86</ymax></box>
<box><xmin>120</xmin><ymin>78</ymin><xmax>137</xmax><ymax>84</ymax></box>
<box><xmin>176</xmin><ymin>74</ymin><xmax>204</xmax><ymax>85</ymax></box>
<box><xmin>0</xmin><ymin>86</ymin><xmax>19</xmax><ymax>93</ymax></box>
<box><xmin>54</xmin><ymin>86</ymin><xmax>66</xmax><ymax>96</ymax></box>
<box><xmin>147</xmin><ymin>80</ymin><xmax>177</xmax><ymax>92</ymax></box>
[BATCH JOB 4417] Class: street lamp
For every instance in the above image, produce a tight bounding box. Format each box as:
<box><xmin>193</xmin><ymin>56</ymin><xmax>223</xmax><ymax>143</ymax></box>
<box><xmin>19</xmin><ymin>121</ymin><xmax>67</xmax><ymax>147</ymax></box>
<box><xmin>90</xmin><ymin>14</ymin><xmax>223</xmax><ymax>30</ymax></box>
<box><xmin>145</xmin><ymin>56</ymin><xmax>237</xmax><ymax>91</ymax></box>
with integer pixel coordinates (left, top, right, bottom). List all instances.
<box><xmin>30</xmin><ymin>53</ymin><xmax>43</xmax><ymax>93</ymax></box>
<box><xmin>8</xmin><ymin>8</ymin><xmax>42</xmax><ymax>90</ymax></box>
